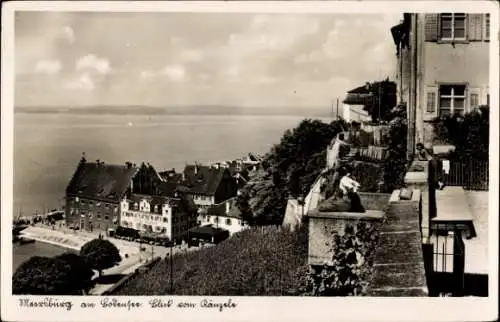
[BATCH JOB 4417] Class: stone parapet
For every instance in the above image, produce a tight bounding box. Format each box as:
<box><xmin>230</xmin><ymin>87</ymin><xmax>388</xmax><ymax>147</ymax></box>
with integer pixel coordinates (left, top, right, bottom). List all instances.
<box><xmin>307</xmin><ymin>209</ymin><xmax>384</xmax><ymax>266</ymax></box>
<box><xmin>366</xmin><ymin>188</ymin><xmax>428</xmax><ymax>296</ymax></box>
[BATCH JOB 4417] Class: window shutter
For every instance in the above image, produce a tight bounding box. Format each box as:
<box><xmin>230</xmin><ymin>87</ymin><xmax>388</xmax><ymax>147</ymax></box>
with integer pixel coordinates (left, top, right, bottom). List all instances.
<box><xmin>425</xmin><ymin>14</ymin><xmax>439</xmax><ymax>41</ymax></box>
<box><xmin>484</xmin><ymin>14</ymin><xmax>490</xmax><ymax>40</ymax></box>
<box><xmin>424</xmin><ymin>86</ymin><xmax>438</xmax><ymax>120</ymax></box>
<box><xmin>469</xmin><ymin>87</ymin><xmax>480</xmax><ymax>112</ymax></box>
<box><xmin>468</xmin><ymin>14</ymin><xmax>483</xmax><ymax>40</ymax></box>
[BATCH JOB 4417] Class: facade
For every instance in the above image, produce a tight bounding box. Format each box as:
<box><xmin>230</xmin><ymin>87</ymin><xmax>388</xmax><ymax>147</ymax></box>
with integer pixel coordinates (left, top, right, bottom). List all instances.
<box><xmin>201</xmin><ymin>198</ymin><xmax>248</xmax><ymax>236</ymax></box>
<box><xmin>342</xmin><ymin>104</ymin><xmax>371</xmax><ymax>123</ymax></box>
<box><xmin>65</xmin><ymin>156</ymin><xmax>139</xmax><ymax>232</ymax></box>
<box><xmin>391</xmin><ymin>13</ymin><xmax>490</xmax><ymax>157</ymax></box>
<box><xmin>120</xmin><ymin>193</ymin><xmax>197</xmax><ymax>242</ymax></box>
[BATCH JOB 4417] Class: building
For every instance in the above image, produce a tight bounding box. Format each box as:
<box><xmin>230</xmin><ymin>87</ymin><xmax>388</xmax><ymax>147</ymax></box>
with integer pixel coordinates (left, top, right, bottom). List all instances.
<box><xmin>391</xmin><ymin>13</ymin><xmax>490</xmax><ymax>157</ymax></box>
<box><xmin>181</xmin><ymin>163</ymin><xmax>239</xmax><ymax>209</ymax></box>
<box><xmin>119</xmin><ymin>193</ymin><xmax>197</xmax><ymax>242</ymax></box>
<box><xmin>65</xmin><ymin>155</ymin><xmax>139</xmax><ymax>232</ymax></box>
<box><xmin>342</xmin><ymin>83</ymin><xmax>373</xmax><ymax>123</ymax></box>
<box><xmin>201</xmin><ymin>197</ymin><xmax>248</xmax><ymax>235</ymax></box>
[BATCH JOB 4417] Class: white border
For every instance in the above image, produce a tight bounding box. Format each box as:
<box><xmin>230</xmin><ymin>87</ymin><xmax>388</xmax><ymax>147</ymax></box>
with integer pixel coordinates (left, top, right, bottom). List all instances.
<box><xmin>1</xmin><ymin>1</ymin><xmax>499</xmax><ymax>322</ymax></box>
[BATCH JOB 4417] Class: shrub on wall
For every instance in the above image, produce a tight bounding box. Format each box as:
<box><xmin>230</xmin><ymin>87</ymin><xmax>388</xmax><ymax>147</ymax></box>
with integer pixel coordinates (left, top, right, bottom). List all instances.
<box><xmin>305</xmin><ymin>222</ymin><xmax>380</xmax><ymax>296</ymax></box>
<box><xmin>432</xmin><ymin>106</ymin><xmax>489</xmax><ymax>162</ymax></box>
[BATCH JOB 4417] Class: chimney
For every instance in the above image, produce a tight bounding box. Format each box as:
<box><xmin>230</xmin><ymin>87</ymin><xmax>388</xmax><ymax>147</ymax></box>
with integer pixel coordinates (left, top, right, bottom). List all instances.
<box><xmin>96</xmin><ymin>159</ymin><xmax>100</xmax><ymax>167</ymax></box>
<box><xmin>226</xmin><ymin>200</ymin><xmax>230</xmax><ymax>214</ymax></box>
<box><xmin>214</xmin><ymin>163</ymin><xmax>220</xmax><ymax>170</ymax></box>
<box><xmin>80</xmin><ymin>152</ymin><xmax>87</xmax><ymax>164</ymax></box>
<box><xmin>194</xmin><ymin>164</ymin><xmax>199</xmax><ymax>175</ymax></box>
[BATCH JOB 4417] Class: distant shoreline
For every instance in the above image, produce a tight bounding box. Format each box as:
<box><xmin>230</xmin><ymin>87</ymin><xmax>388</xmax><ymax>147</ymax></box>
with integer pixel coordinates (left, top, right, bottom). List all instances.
<box><xmin>15</xmin><ymin>105</ymin><xmax>334</xmax><ymax>118</ymax></box>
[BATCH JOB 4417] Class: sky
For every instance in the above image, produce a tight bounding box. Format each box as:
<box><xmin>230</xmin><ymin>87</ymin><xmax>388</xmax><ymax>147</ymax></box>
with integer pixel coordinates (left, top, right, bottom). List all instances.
<box><xmin>15</xmin><ymin>11</ymin><xmax>402</xmax><ymax>108</ymax></box>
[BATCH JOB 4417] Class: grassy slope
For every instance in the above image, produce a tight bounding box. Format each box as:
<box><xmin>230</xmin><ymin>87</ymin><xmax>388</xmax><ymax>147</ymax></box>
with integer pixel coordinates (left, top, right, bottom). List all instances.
<box><xmin>114</xmin><ymin>225</ymin><xmax>309</xmax><ymax>296</ymax></box>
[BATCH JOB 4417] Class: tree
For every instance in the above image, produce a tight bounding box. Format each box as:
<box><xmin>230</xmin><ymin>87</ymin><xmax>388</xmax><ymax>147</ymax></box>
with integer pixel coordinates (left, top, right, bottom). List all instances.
<box><xmin>56</xmin><ymin>252</ymin><xmax>94</xmax><ymax>294</ymax></box>
<box><xmin>237</xmin><ymin>119</ymin><xmax>346</xmax><ymax>225</ymax></box>
<box><xmin>362</xmin><ymin>79</ymin><xmax>397</xmax><ymax>122</ymax></box>
<box><xmin>13</xmin><ymin>255</ymin><xmax>91</xmax><ymax>295</ymax></box>
<box><xmin>80</xmin><ymin>239</ymin><xmax>122</xmax><ymax>277</ymax></box>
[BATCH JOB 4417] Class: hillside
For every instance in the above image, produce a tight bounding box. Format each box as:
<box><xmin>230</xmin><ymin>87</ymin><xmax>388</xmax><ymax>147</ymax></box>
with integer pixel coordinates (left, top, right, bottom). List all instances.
<box><xmin>112</xmin><ymin>225</ymin><xmax>309</xmax><ymax>296</ymax></box>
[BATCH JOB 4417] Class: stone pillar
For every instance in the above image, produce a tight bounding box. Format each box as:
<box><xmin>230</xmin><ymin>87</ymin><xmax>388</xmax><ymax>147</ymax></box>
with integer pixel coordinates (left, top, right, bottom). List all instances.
<box><xmin>404</xmin><ymin>160</ymin><xmax>430</xmax><ymax>239</ymax></box>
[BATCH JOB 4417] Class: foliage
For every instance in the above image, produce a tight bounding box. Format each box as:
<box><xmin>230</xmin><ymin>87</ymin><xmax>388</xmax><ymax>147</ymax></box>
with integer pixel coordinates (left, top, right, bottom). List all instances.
<box><xmin>382</xmin><ymin>103</ymin><xmax>408</xmax><ymax>192</ymax></box>
<box><xmin>432</xmin><ymin>106</ymin><xmax>489</xmax><ymax>161</ymax></box>
<box><xmin>13</xmin><ymin>253</ymin><xmax>93</xmax><ymax>295</ymax></box>
<box><xmin>306</xmin><ymin>222</ymin><xmax>380</xmax><ymax>296</ymax></box>
<box><xmin>362</xmin><ymin>80</ymin><xmax>397</xmax><ymax>122</ymax></box>
<box><xmin>80</xmin><ymin>238</ymin><xmax>122</xmax><ymax>277</ymax></box>
<box><xmin>238</xmin><ymin>119</ymin><xmax>346</xmax><ymax>225</ymax></box>
<box><xmin>113</xmin><ymin>225</ymin><xmax>309</xmax><ymax>296</ymax></box>
<box><xmin>56</xmin><ymin>252</ymin><xmax>94</xmax><ymax>293</ymax></box>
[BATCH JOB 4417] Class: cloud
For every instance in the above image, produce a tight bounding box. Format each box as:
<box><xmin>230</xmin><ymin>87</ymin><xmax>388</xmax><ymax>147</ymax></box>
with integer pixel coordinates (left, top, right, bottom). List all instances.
<box><xmin>180</xmin><ymin>49</ymin><xmax>204</xmax><ymax>62</ymax></box>
<box><xmin>75</xmin><ymin>54</ymin><xmax>111</xmax><ymax>74</ymax></box>
<box><xmin>226</xmin><ymin>14</ymin><xmax>320</xmax><ymax>55</ymax></box>
<box><xmin>59</xmin><ymin>26</ymin><xmax>75</xmax><ymax>44</ymax></box>
<box><xmin>34</xmin><ymin>59</ymin><xmax>62</xmax><ymax>75</ymax></box>
<box><xmin>140</xmin><ymin>70</ymin><xmax>156</xmax><ymax>80</ymax></box>
<box><xmin>65</xmin><ymin>72</ymin><xmax>94</xmax><ymax>91</ymax></box>
<box><xmin>162</xmin><ymin>64</ymin><xmax>185</xmax><ymax>82</ymax></box>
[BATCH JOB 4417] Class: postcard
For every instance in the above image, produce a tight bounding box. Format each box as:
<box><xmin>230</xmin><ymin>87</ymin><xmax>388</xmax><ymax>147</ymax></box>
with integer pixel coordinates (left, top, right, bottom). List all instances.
<box><xmin>1</xmin><ymin>1</ymin><xmax>498</xmax><ymax>322</ymax></box>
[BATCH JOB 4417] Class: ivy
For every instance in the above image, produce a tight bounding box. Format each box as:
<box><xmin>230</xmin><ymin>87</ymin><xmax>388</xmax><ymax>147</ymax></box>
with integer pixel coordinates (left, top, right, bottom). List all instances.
<box><xmin>306</xmin><ymin>222</ymin><xmax>380</xmax><ymax>296</ymax></box>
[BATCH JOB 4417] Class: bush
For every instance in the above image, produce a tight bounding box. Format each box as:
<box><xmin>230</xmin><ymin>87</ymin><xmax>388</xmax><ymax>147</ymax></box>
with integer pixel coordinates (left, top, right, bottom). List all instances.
<box><xmin>433</xmin><ymin>106</ymin><xmax>489</xmax><ymax>162</ymax></box>
<box><xmin>13</xmin><ymin>253</ymin><xmax>93</xmax><ymax>295</ymax></box>
<box><xmin>112</xmin><ymin>225</ymin><xmax>309</xmax><ymax>296</ymax></box>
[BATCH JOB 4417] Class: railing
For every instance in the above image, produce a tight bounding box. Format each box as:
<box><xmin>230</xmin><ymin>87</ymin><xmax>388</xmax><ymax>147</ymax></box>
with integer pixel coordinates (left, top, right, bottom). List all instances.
<box><xmin>446</xmin><ymin>160</ymin><xmax>489</xmax><ymax>191</ymax></box>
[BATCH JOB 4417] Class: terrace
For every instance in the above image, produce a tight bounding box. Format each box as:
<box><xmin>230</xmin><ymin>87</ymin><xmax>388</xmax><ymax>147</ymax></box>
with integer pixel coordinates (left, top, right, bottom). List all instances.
<box><xmin>307</xmin><ymin>190</ymin><xmax>428</xmax><ymax>296</ymax></box>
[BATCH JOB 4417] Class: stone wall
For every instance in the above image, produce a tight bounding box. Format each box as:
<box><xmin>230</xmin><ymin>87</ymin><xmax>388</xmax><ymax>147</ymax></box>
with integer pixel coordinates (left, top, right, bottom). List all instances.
<box><xmin>366</xmin><ymin>189</ymin><xmax>428</xmax><ymax>296</ymax></box>
<box><xmin>307</xmin><ymin>210</ymin><xmax>385</xmax><ymax>266</ymax></box>
<box><xmin>306</xmin><ymin>192</ymin><xmax>390</xmax><ymax>266</ymax></box>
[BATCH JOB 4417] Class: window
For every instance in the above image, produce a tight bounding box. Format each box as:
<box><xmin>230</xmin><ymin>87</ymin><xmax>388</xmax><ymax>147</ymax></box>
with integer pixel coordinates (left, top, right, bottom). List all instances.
<box><xmin>439</xmin><ymin>85</ymin><xmax>466</xmax><ymax>116</ymax></box>
<box><xmin>163</xmin><ymin>217</ymin><xmax>168</xmax><ymax>223</ymax></box>
<box><xmin>470</xmin><ymin>93</ymin><xmax>479</xmax><ymax>110</ymax></box>
<box><xmin>440</xmin><ymin>13</ymin><xmax>466</xmax><ymax>40</ymax></box>
<box><xmin>426</xmin><ymin>92</ymin><xmax>437</xmax><ymax>113</ymax></box>
<box><xmin>225</xmin><ymin>218</ymin><xmax>232</xmax><ymax>226</ymax></box>
<box><xmin>104</xmin><ymin>215</ymin><xmax>109</xmax><ymax>220</ymax></box>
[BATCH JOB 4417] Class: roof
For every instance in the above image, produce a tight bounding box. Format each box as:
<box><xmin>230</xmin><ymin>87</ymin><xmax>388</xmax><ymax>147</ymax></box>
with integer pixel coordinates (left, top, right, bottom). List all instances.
<box><xmin>66</xmin><ymin>157</ymin><xmax>138</xmax><ymax>202</ymax></box>
<box><xmin>128</xmin><ymin>194</ymin><xmax>181</xmax><ymax>211</ymax></box>
<box><xmin>206</xmin><ymin>198</ymin><xmax>242</xmax><ymax>219</ymax></box>
<box><xmin>182</xmin><ymin>164</ymin><xmax>227</xmax><ymax>196</ymax></box>
<box><xmin>158</xmin><ymin>169</ymin><xmax>183</xmax><ymax>182</ymax></box>
<box><xmin>347</xmin><ymin>84</ymin><xmax>371</xmax><ymax>94</ymax></box>
<box><xmin>188</xmin><ymin>225</ymin><xmax>230</xmax><ymax>237</ymax></box>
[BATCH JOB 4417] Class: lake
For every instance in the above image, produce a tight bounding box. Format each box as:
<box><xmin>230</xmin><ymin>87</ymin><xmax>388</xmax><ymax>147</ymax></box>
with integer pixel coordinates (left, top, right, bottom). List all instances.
<box><xmin>13</xmin><ymin>111</ymin><xmax>331</xmax><ymax>216</ymax></box>
<box><xmin>13</xmin><ymin>241</ymin><xmax>74</xmax><ymax>271</ymax></box>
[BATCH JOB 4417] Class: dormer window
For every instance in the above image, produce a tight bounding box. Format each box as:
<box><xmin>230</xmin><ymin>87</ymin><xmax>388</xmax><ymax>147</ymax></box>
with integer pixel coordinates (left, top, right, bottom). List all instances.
<box><xmin>154</xmin><ymin>205</ymin><xmax>159</xmax><ymax>213</ymax></box>
<box><xmin>134</xmin><ymin>202</ymin><xmax>139</xmax><ymax>210</ymax></box>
